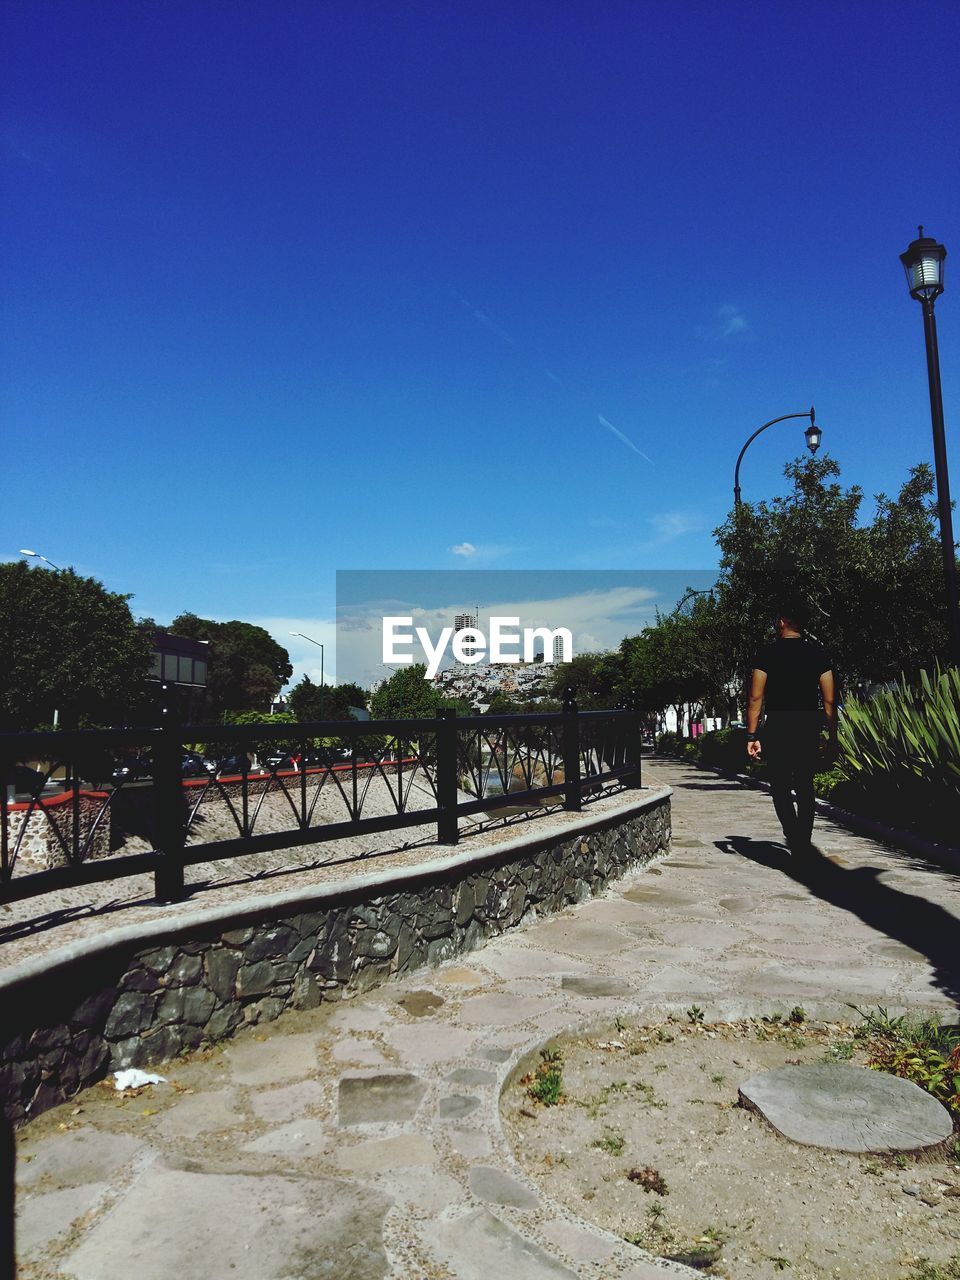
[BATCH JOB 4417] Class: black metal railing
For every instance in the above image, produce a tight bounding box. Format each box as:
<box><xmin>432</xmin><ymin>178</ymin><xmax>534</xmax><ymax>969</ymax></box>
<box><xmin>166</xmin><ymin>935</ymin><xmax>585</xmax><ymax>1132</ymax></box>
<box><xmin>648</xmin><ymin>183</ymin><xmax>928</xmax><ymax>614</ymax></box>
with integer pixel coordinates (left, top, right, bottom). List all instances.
<box><xmin>0</xmin><ymin>695</ymin><xmax>643</xmax><ymax>906</ymax></box>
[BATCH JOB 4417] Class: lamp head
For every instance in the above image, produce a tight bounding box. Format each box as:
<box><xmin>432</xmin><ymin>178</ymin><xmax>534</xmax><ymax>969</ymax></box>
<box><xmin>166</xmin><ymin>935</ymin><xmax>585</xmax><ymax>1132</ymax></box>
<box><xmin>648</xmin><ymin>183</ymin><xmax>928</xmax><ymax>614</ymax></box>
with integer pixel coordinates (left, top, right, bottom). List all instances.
<box><xmin>900</xmin><ymin>226</ymin><xmax>946</xmax><ymax>302</ymax></box>
<box><xmin>805</xmin><ymin>422</ymin><xmax>822</xmax><ymax>454</ymax></box>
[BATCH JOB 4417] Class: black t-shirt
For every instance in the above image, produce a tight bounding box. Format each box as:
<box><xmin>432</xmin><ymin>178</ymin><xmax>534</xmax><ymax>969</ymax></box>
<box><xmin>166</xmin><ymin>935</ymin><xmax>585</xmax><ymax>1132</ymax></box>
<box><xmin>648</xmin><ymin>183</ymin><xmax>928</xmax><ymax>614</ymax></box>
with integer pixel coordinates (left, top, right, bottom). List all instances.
<box><xmin>752</xmin><ymin>637</ymin><xmax>832</xmax><ymax>715</ymax></box>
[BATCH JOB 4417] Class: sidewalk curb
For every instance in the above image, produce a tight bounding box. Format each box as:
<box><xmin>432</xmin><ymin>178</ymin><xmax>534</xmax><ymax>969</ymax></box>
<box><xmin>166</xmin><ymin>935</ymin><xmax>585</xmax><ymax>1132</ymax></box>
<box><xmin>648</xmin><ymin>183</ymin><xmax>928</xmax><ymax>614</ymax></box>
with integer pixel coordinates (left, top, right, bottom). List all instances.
<box><xmin>650</xmin><ymin>754</ymin><xmax>960</xmax><ymax>874</ymax></box>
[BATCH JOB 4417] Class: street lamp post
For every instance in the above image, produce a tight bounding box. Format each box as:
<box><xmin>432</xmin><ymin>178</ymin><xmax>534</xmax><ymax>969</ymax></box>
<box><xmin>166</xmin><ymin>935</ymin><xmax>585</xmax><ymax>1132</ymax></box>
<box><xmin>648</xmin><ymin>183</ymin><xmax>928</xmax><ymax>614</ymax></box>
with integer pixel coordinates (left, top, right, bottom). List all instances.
<box><xmin>19</xmin><ymin>549</ymin><xmax>62</xmax><ymax>570</ymax></box>
<box><xmin>733</xmin><ymin>409</ymin><xmax>821</xmax><ymax>508</ymax></box>
<box><xmin>290</xmin><ymin>632</ymin><xmax>325</xmax><ymax>716</ymax></box>
<box><xmin>900</xmin><ymin>227</ymin><xmax>960</xmax><ymax>667</ymax></box>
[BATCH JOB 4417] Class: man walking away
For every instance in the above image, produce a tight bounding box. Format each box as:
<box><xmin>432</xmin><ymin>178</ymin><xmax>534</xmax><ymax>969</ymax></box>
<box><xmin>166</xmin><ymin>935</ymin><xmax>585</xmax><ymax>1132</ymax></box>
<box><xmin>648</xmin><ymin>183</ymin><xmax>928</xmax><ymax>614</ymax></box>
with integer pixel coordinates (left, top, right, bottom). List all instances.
<box><xmin>745</xmin><ymin>604</ymin><xmax>837</xmax><ymax>854</ymax></box>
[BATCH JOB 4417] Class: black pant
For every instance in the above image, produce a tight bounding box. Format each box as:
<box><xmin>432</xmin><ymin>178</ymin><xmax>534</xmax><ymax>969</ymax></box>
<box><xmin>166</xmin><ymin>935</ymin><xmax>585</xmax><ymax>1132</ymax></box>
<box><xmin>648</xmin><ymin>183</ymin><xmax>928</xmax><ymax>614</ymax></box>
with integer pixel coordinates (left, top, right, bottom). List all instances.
<box><xmin>761</xmin><ymin>715</ymin><xmax>821</xmax><ymax>847</ymax></box>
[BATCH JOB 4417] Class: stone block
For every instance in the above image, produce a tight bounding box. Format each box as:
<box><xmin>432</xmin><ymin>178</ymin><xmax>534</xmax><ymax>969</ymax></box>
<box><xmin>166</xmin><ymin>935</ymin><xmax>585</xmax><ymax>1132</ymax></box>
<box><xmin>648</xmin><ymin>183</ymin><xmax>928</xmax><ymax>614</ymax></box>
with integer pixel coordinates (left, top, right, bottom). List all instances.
<box><xmin>58</xmin><ymin>1165</ymin><xmax>392</xmax><ymax>1280</ymax></box>
<box><xmin>181</xmin><ymin>986</ymin><xmax>218</xmax><ymax>1027</ymax></box>
<box><xmin>245</xmin><ymin>926</ymin><xmax>299</xmax><ymax>963</ymax></box>
<box><xmin>138</xmin><ymin>946</ymin><xmax>177</xmax><ymax>975</ymax></box>
<box><xmin>204</xmin><ymin>948</ymin><xmax>242</xmax><ymax>1001</ymax></box>
<box><xmin>167</xmin><ymin>952</ymin><xmax>203</xmax><ymax>986</ymax></box>
<box><xmin>242</xmin><ymin>997</ymin><xmax>288</xmax><ymax>1026</ymax></box>
<box><xmin>427</xmin><ymin>937</ymin><xmax>456</xmax><ymax>966</ymax></box>
<box><xmin>220</xmin><ymin>928</ymin><xmax>254</xmax><ymax>947</ymax></box>
<box><xmin>237</xmin><ymin>960</ymin><xmax>289</xmax><ymax>997</ymax></box>
<box><xmin>204</xmin><ymin>1002</ymin><xmax>242</xmax><ymax>1043</ymax></box>
<box><xmin>338</xmin><ymin>1072</ymin><xmax>426</xmax><ymax>1126</ymax></box>
<box><xmin>357</xmin><ymin>929</ymin><xmax>397</xmax><ymax>958</ymax></box>
<box><xmin>292</xmin><ymin>971</ymin><xmax>321</xmax><ymax>1010</ymax></box>
<box><xmin>104</xmin><ymin>992</ymin><xmax>159</xmax><ymax>1040</ymax></box>
<box><xmin>70</xmin><ymin>987</ymin><xmax>119</xmax><ymax>1030</ymax></box>
<box><xmin>468</xmin><ymin>1165</ymin><xmax>539</xmax><ymax>1209</ymax></box>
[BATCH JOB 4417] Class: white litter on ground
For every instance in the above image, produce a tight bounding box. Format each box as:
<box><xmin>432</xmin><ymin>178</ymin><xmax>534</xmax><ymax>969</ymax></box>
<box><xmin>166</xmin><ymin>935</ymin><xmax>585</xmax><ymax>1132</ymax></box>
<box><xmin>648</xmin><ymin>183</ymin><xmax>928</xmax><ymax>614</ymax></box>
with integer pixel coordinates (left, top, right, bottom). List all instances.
<box><xmin>113</xmin><ymin>1068</ymin><xmax>167</xmax><ymax>1091</ymax></box>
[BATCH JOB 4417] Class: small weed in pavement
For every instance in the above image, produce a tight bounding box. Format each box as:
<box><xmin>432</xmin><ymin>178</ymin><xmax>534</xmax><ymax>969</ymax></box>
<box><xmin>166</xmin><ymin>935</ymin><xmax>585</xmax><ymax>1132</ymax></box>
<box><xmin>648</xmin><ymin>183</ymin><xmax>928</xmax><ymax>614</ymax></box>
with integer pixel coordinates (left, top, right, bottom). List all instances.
<box><xmin>687</xmin><ymin>1005</ymin><xmax>705</xmax><ymax>1024</ymax></box>
<box><xmin>593</xmin><ymin>1129</ymin><xmax>625</xmax><ymax>1156</ymax></box>
<box><xmin>905</xmin><ymin>1257</ymin><xmax>960</xmax><ymax>1280</ymax></box>
<box><xmin>523</xmin><ymin>1047</ymin><xmax>565</xmax><ymax>1106</ymax></box>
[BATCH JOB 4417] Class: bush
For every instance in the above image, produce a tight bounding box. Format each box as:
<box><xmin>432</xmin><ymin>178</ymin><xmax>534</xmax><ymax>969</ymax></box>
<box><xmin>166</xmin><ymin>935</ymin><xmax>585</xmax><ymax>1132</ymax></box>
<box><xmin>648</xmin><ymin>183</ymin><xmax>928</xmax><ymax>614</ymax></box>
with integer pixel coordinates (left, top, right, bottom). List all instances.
<box><xmin>655</xmin><ymin>731</ymin><xmax>683</xmax><ymax>756</ymax></box>
<box><xmin>836</xmin><ymin>664</ymin><xmax>960</xmax><ymax>841</ymax></box>
<box><xmin>813</xmin><ymin>765</ymin><xmax>845</xmax><ymax>802</ymax></box>
<box><xmin>697</xmin><ymin>727</ymin><xmax>748</xmax><ymax>771</ymax></box>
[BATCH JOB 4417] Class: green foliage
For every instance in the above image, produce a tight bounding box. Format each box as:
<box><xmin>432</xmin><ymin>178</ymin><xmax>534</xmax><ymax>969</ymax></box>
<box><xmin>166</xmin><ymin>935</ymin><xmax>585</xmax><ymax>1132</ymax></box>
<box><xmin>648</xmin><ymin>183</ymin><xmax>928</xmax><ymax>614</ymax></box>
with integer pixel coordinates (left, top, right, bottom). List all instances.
<box><xmin>593</xmin><ymin>1129</ymin><xmax>625</xmax><ymax>1156</ymax></box>
<box><xmin>171</xmin><ymin>613</ymin><xmax>292</xmax><ymax>717</ymax></box>
<box><xmin>714</xmin><ymin>458</ymin><xmax>951</xmax><ymax>688</ymax></box>
<box><xmin>0</xmin><ymin>561</ymin><xmax>154</xmax><ymax>728</ymax></box>
<box><xmin>550</xmin><ymin>651</ymin><xmax>623</xmax><ymax>709</ymax></box>
<box><xmin>904</xmin><ymin>1257</ymin><xmax>960</xmax><ymax>1280</ymax></box>
<box><xmin>686</xmin><ymin>1005</ymin><xmax>705</xmax><ymax>1024</ymax></box>
<box><xmin>696</xmin><ymin>727</ymin><xmax>749</xmax><ymax>771</ymax></box>
<box><xmin>853</xmin><ymin>1007</ymin><xmax>960</xmax><ymax>1116</ymax></box>
<box><xmin>835</xmin><ymin>665</ymin><xmax>960</xmax><ymax>838</ymax></box>
<box><xmin>287</xmin><ymin>675</ymin><xmax>368</xmax><ymax>722</ymax></box>
<box><xmin>525</xmin><ymin>1047</ymin><xmax>565</xmax><ymax>1106</ymax></box>
<box><xmin>195</xmin><ymin>710</ymin><xmax>300</xmax><ymax>760</ymax></box>
<box><xmin>369</xmin><ymin>664</ymin><xmax>470</xmax><ymax>720</ymax></box>
<box><xmin>655</xmin><ymin>731</ymin><xmax>683</xmax><ymax>756</ymax></box>
<box><xmin>812</xmin><ymin>766</ymin><xmax>845</xmax><ymax>801</ymax></box>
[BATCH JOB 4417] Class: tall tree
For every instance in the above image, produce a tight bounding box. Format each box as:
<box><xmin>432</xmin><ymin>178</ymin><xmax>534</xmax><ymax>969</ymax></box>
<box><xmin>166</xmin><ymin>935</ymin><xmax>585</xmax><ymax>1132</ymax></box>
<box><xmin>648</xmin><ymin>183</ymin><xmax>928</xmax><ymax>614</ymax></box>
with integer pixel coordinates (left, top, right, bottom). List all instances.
<box><xmin>712</xmin><ymin>454</ymin><xmax>952</xmax><ymax>690</ymax></box>
<box><xmin>287</xmin><ymin>676</ymin><xmax>368</xmax><ymax>721</ymax></box>
<box><xmin>170</xmin><ymin>613</ymin><xmax>292</xmax><ymax>715</ymax></box>
<box><xmin>0</xmin><ymin>562</ymin><xmax>153</xmax><ymax>729</ymax></box>
<box><xmin>369</xmin><ymin>665</ymin><xmax>470</xmax><ymax>719</ymax></box>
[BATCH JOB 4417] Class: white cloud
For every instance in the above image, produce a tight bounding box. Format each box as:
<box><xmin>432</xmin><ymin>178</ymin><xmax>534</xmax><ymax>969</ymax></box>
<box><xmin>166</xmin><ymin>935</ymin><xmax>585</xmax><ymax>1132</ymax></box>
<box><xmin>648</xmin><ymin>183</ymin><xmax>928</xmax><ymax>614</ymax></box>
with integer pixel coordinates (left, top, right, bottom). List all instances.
<box><xmin>718</xmin><ymin>304</ymin><xmax>748</xmax><ymax>338</ymax></box>
<box><xmin>649</xmin><ymin>511</ymin><xmax>701</xmax><ymax>540</ymax></box>
<box><xmin>250</xmin><ymin>616</ymin><xmax>336</xmax><ymax>691</ymax></box>
<box><xmin>450</xmin><ymin>542</ymin><xmax>477</xmax><ymax>558</ymax></box>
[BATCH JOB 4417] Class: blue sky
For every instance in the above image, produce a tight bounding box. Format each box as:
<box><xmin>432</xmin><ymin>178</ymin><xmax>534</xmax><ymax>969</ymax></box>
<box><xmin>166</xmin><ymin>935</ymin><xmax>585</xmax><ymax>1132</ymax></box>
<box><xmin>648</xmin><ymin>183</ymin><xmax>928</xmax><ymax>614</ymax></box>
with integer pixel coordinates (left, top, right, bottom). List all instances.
<box><xmin>2</xmin><ymin>1</ymin><xmax>959</xmax><ymax>688</ymax></box>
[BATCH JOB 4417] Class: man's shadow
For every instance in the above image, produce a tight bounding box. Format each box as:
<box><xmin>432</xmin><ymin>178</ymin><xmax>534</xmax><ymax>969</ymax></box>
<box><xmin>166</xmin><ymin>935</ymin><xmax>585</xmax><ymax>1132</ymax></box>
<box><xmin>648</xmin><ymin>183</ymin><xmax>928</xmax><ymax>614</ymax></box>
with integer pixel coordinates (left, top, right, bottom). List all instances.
<box><xmin>716</xmin><ymin>835</ymin><xmax>960</xmax><ymax>1008</ymax></box>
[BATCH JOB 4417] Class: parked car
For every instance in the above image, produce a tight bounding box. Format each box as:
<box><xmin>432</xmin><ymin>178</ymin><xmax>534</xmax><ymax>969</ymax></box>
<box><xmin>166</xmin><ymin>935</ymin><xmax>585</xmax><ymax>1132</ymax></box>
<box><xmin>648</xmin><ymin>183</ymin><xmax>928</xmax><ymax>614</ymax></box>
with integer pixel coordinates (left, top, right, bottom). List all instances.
<box><xmin>211</xmin><ymin>755</ymin><xmax>252</xmax><ymax>777</ymax></box>
<box><xmin>263</xmin><ymin>751</ymin><xmax>297</xmax><ymax>772</ymax></box>
<box><xmin>111</xmin><ymin>756</ymin><xmax>152</xmax><ymax>785</ymax></box>
<box><xmin>181</xmin><ymin>753</ymin><xmax>209</xmax><ymax>778</ymax></box>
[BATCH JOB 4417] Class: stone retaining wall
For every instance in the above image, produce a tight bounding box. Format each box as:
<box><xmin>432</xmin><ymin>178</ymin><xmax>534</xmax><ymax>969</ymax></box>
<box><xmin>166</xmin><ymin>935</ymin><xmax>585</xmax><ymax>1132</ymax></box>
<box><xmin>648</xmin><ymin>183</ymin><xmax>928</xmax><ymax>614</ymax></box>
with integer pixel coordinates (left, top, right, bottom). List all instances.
<box><xmin>0</xmin><ymin>789</ymin><xmax>669</xmax><ymax>1125</ymax></box>
<box><xmin>5</xmin><ymin>791</ymin><xmax>112</xmax><ymax>872</ymax></box>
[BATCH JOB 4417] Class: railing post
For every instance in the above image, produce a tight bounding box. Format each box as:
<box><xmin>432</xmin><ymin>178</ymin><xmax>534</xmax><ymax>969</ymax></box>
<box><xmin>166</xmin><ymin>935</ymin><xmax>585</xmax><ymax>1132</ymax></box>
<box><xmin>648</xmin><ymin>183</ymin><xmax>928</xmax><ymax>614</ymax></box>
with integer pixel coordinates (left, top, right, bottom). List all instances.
<box><xmin>154</xmin><ymin>723</ymin><xmax>185</xmax><ymax>902</ymax></box>
<box><xmin>436</xmin><ymin>707</ymin><xmax>459</xmax><ymax>845</ymax></box>
<box><xmin>627</xmin><ymin>691</ymin><xmax>643</xmax><ymax>789</ymax></box>
<box><xmin>562</xmin><ymin>687</ymin><xmax>581</xmax><ymax>812</ymax></box>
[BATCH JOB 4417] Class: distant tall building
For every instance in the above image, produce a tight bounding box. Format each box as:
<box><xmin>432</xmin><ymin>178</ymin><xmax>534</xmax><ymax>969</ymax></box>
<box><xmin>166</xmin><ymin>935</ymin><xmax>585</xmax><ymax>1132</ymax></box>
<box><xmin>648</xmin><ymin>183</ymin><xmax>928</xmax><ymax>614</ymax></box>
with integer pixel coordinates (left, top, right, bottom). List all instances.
<box><xmin>454</xmin><ymin>611</ymin><xmax>479</xmax><ymax>661</ymax></box>
<box><xmin>553</xmin><ymin>634</ymin><xmax>565</xmax><ymax>663</ymax></box>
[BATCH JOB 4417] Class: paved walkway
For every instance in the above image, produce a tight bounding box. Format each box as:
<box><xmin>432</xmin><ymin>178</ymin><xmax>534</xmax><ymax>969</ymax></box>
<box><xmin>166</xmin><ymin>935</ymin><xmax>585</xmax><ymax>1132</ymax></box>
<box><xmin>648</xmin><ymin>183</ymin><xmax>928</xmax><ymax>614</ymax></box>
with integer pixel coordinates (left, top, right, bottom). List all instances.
<box><xmin>15</xmin><ymin>761</ymin><xmax>960</xmax><ymax>1279</ymax></box>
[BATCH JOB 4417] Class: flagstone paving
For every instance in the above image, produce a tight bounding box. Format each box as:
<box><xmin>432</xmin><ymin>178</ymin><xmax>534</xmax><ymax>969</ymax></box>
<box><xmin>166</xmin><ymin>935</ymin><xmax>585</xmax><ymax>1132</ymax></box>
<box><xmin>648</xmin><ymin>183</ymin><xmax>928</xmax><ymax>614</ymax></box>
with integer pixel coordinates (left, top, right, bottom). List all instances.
<box><xmin>14</xmin><ymin>758</ymin><xmax>960</xmax><ymax>1278</ymax></box>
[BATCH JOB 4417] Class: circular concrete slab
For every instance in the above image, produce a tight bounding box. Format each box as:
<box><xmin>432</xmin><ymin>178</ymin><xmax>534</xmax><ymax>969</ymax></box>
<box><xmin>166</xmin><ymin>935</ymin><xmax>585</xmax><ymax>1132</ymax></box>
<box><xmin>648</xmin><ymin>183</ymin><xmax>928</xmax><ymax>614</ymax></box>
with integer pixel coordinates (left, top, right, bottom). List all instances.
<box><xmin>739</xmin><ymin>1064</ymin><xmax>954</xmax><ymax>1154</ymax></box>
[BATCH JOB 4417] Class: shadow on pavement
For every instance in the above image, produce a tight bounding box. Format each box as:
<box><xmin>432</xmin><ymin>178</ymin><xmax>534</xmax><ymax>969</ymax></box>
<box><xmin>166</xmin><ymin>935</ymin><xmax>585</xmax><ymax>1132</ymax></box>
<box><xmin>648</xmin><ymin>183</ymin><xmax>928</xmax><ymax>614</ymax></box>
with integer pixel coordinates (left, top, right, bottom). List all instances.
<box><xmin>716</xmin><ymin>835</ymin><xmax>960</xmax><ymax>1009</ymax></box>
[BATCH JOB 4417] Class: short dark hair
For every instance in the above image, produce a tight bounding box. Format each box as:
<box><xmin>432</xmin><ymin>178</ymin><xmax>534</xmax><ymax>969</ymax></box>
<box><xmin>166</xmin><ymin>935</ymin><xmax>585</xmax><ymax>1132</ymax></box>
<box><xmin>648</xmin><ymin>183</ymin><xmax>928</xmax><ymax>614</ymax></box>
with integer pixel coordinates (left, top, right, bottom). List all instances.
<box><xmin>776</xmin><ymin>601</ymin><xmax>809</xmax><ymax>630</ymax></box>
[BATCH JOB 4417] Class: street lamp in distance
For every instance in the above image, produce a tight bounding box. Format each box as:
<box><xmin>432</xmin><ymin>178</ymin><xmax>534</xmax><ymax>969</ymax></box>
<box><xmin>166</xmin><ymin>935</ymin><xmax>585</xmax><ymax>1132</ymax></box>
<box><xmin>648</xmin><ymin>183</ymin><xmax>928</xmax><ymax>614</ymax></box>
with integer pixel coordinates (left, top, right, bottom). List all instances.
<box><xmin>899</xmin><ymin>226</ymin><xmax>960</xmax><ymax>666</ymax></box>
<box><xmin>733</xmin><ymin>408</ymin><xmax>821</xmax><ymax>508</ymax></box>
<box><xmin>290</xmin><ymin>632</ymin><xmax>325</xmax><ymax>716</ymax></box>
<box><xmin>19</xmin><ymin>549</ymin><xmax>62</xmax><ymax>570</ymax></box>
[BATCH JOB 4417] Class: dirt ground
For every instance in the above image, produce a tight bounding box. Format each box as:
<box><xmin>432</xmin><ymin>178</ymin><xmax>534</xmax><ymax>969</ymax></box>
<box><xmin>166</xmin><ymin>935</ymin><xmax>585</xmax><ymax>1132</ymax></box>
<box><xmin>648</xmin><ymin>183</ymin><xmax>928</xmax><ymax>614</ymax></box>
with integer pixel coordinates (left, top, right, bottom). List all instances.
<box><xmin>502</xmin><ymin>1016</ymin><xmax>960</xmax><ymax>1279</ymax></box>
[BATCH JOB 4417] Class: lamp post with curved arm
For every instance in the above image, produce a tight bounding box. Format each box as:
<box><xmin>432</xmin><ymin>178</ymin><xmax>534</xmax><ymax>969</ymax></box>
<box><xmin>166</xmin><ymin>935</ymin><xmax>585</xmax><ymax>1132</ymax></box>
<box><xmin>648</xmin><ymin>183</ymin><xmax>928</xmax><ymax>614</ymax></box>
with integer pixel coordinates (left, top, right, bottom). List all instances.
<box><xmin>899</xmin><ymin>227</ymin><xmax>960</xmax><ymax>667</ymax></box>
<box><xmin>19</xmin><ymin>548</ymin><xmax>62</xmax><ymax>570</ymax></box>
<box><xmin>290</xmin><ymin>632</ymin><xmax>325</xmax><ymax>717</ymax></box>
<box><xmin>733</xmin><ymin>408</ymin><xmax>821</xmax><ymax>508</ymax></box>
